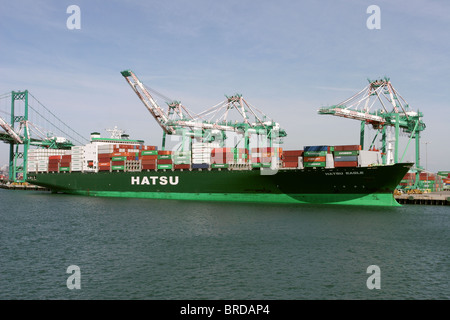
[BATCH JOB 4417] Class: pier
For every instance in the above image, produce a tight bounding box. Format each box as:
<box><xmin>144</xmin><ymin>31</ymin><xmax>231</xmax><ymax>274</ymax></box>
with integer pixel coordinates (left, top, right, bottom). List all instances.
<box><xmin>0</xmin><ymin>181</ymin><xmax>49</xmax><ymax>191</ymax></box>
<box><xmin>395</xmin><ymin>191</ymin><xmax>450</xmax><ymax>206</ymax></box>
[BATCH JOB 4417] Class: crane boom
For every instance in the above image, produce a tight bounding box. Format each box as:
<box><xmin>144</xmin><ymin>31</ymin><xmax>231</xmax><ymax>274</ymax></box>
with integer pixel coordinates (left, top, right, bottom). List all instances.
<box><xmin>121</xmin><ymin>70</ymin><xmax>173</xmax><ymax>134</ymax></box>
<box><xmin>0</xmin><ymin>115</ymin><xmax>23</xmax><ymax>144</ymax></box>
<box><xmin>121</xmin><ymin>70</ymin><xmax>287</xmax><ymax>140</ymax></box>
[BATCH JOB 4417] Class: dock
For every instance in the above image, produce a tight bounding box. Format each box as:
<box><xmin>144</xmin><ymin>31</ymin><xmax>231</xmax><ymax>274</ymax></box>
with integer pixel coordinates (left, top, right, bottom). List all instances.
<box><xmin>395</xmin><ymin>191</ymin><xmax>450</xmax><ymax>206</ymax></box>
<box><xmin>0</xmin><ymin>182</ymin><xmax>50</xmax><ymax>191</ymax></box>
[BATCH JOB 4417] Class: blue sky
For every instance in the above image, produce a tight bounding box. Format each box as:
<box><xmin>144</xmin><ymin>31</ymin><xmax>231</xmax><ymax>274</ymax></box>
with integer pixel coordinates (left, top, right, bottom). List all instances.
<box><xmin>0</xmin><ymin>0</ymin><xmax>449</xmax><ymax>172</ymax></box>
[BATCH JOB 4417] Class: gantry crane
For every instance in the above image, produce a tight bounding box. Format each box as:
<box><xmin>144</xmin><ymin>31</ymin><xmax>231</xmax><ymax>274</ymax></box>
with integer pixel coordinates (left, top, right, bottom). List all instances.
<box><xmin>318</xmin><ymin>77</ymin><xmax>426</xmax><ymax>183</ymax></box>
<box><xmin>121</xmin><ymin>70</ymin><xmax>286</xmax><ymax>150</ymax></box>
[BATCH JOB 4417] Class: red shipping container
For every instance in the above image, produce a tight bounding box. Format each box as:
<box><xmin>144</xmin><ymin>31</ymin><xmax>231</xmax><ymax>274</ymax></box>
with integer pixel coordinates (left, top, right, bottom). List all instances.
<box><xmin>212</xmin><ymin>148</ymin><xmax>231</xmax><ymax>154</ymax></box>
<box><xmin>62</xmin><ymin>155</ymin><xmax>71</xmax><ymax>160</ymax></box>
<box><xmin>111</xmin><ymin>160</ymin><xmax>125</xmax><ymax>166</ymax></box>
<box><xmin>334</xmin><ymin>161</ymin><xmax>358</xmax><ymax>167</ymax></box>
<box><xmin>142</xmin><ymin>164</ymin><xmax>156</xmax><ymax>170</ymax></box>
<box><xmin>158</xmin><ymin>150</ymin><xmax>172</xmax><ymax>155</ymax></box>
<box><xmin>303</xmin><ymin>156</ymin><xmax>326</xmax><ymax>162</ymax></box>
<box><xmin>49</xmin><ymin>155</ymin><xmax>62</xmax><ymax>160</ymax></box>
<box><xmin>403</xmin><ymin>173</ymin><xmax>415</xmax><ymax>179</ymax></box>
<box><xmin>174</xmin><ymin>164</ymin><xmax>190</xmax><ymax>170</ymax></box>
<box><xmin>282</xmin><ymin>162</ymin><xmax>298</xmax><ymax>168</ymax></box>
<box><xmin>334</xmin><ymin>145</ymin><xmax>361</xmax><ymax>151</ymax></box>
<box><xmin>141</xmin><ymin>159</ymin><xmax>156</xmax><ymax>165</ymax></box>
<box><xmin>143</xmin><ymin>145</ymin><xmax>157</xmax><ymax>151</ymax></box>
<box><xmin>420</xmin><ymin>173</ymin><xmax>435</xmax><ymax>180</ymax></box>
<box><xmin>157</xmin><ymin>159</ymin><xmax>173</xmax><ymax>164</ymax></box>
<box><xmin>283</xmin><ymin>155</ymin><xmax>301</xmax><ymax>162</ymax></box>
<box><xmin>98</xmin><ymin>167</ymin><xmax>110</xmax><ymax>171</ymax></box>
<box><xmin>141</xmin><ymin>155</ymin><xmax>157</xmax><ymax>160</ymax></box>
<box><xmin>283</xmin><ymin>150</ymin><xmax>303</xmax><ymax>157</ymax></box>
<box><xmin>98</xmin><ymin>162</ymin><xmax>110</xmax><ymax>167</ymax></box>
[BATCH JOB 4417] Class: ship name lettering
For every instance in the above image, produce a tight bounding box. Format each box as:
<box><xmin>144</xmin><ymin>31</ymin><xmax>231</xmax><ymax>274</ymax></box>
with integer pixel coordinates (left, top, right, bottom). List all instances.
<box><xmin>131</xmin><ymin>176</ymin><xmax>179</xmax><ymax>185</ymax></box>
<box><xmin>345</xmin><ymin>171</ymin><xmax>364</xmax><ymax>175</ymax></box>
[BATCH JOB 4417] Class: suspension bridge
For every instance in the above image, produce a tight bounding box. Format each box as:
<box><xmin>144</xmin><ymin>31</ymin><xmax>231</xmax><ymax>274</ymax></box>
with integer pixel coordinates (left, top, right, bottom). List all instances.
<box><xmin>0</xmin><ymin>90</ymin><xmax>89</xmax><ymax>182</ymax></box>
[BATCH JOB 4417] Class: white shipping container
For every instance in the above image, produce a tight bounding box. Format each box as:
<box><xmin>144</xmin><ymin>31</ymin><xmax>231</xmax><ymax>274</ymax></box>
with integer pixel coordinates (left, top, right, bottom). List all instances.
<box><xmin>326</xmin><ymin>153</ymin><xmax>334</xmax><ymax>169</ymax></box>
<box><xmin>192</xmin><ymin>159</ymin><xmax>211</xmax><ymax>164</ymax></box>
<box><xmin>192</xmin><ymin>155</ymin><xmax>210</xmax><ymax>160</ymax></box>
<box><xmin>358</xmin><ymin>151</ymin><xmax>382</xmax><ymax>167</ymax></box>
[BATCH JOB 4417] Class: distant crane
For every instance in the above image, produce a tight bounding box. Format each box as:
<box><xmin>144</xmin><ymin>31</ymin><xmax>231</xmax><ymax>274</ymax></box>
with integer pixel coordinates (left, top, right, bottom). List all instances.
<box><xmin>121</xmin><ymin>70</ymin><xmax>286</xmax><ymax>150</ymax></box>
<box><xmin>318</xmin><ymin>77</ymin><xmax>426</xmax><ymax>184</ymax></box>
<box><xmin>0</xmin><ymin>90</ymin><xmax>88</xmax><ymax>182</ymax></box>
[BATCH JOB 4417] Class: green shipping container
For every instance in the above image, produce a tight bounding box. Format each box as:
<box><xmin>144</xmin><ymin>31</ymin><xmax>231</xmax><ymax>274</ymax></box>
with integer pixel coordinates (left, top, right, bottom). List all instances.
<box><xmin>112</xmin><ymin>156</ymin><xmax>127</xmax><ymax>161</ymax></box>
<box><xmin>211</xmin><ymin>163</ymin><xmax>229</xmax><ymax>168</ymax></box>
<box><xmin>251</xmin><ymin>163</ymin><xmax>262</xmax><ymax>168</ymax></box>
<box><xmin>173</xmin><ymin>151</ymin><xmax>191</xmax><ymax>156</ymax></box>
<box><xmin>303</xmin><ymin>151</ymin><xmax>327</xmax><ymax>157</ymax></box>
<box><xmin>333</xmin><ymin>150</ymin><xmax>359</xmax><ymax>156</ymax></box>
<box><xmin>304</xmin><ymin>162</ymin><xmax>326</xmax><ymax>167</ymax></box>
<box><xmin>173</xmin><ymin>160</ymin><xmax>191</xmax><ymax>165</ymax></box>
<box><xmin>157</xmin><ymin>155</ymin><xmax>172</xmax><ymax>160</ymax></box>
<box><xmin>172</xmin><ymin>156</ymin><xmax>190</xmax><ymax>162</ymax></box>
<box><xmin>141</xmin><ymin>150</ymin><xmax>158</xmax><ymax>156</ymax></box>
<box><xmin>111</xmin><ymin>165</ymin><xmax>125</xmax><ymax>170</ymax></box>
<box><xmin>157</xmin><ymin>164</ymin><xmax>173</xmax><ymax>170</ymax></box>
<box><xmin>59</xmin><ymin>167</ymin><xmax>70</xmax><ymax>172</ymax></box>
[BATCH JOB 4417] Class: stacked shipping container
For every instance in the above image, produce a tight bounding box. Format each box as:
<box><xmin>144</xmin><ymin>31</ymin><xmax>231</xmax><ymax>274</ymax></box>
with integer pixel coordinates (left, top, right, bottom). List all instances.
<box><xmin>192</xmin><ymin>143</ymin><xmax>218</xmax><ymax>169</ymax></box>
<box><xmin>210</xmin><ymin>148</ymin><xmax>249</xmax><ymax>168</ymax></box>
<box><xmin>250</xmin><ymin>147</ymin><xmax>282</xmax><ymax>168</ymax></box>
<box><xmin>333</xmin><ymin>145</ymin><xmax>361</xmax><ymax>167</ymax></box>
<box><xmin>173</xmin><ymin>151</ymin><xmax>191</xmax><ymax>170</ymax></box>
<box><xmin>141</xmin><ymin>149</ymin><xmax>158</xmax><ymax>171</ymax></box>
<box><xmin>281</xmin><ymin>150</ymin><xmax>303</xmax><ymax>168</ymax></box>
<box><xmin>438</xmin><ymin>171</ymin><xmax>450</xmax><ymax>190</ymax></box>
<box><xmin>303</xmin><ymin>146</ymin><xmax>328</xmax><ymax>168</ymax></box>
<box><xmin>157</xmin><ymin>150</ymin><xmax>173</xmax><ymax>170</ymax></box>
<box><xmin>97</xmin><ymin>144</ymin><xmax>113</xmax><ymax>171</ymax></box>
<box><xmin>71</xmin><ymin>146</ymin><xmax>83</xmax><ymax>171</ymax></box>
<box><xmin>27</xmin><ymin>142</ymin><xmax>391</xmax><ymax>174</ymax></box>
<box><xmin>60</xmin><ymin>155</ymin><xmax>71</xmax><ymax>172</ymax></box>
<box><xmin>27</xmin><ymin>149</ymin><xmax>69</xmax><ymax>172</ymax></box>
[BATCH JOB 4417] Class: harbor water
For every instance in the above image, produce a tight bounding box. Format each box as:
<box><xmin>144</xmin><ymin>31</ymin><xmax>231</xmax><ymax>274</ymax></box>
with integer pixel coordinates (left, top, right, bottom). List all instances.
<box><xmin>0</xmin><ymin>188</ymin><xmax>448</xmax><ymax>300</ymax></box>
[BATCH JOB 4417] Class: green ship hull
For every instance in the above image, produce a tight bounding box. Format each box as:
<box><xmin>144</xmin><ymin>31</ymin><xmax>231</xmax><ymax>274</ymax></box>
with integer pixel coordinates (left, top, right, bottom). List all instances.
<box><xmin>27</xmin><ymin>162</ymin><xmax>413</xmax><ymax>206</ymax></box>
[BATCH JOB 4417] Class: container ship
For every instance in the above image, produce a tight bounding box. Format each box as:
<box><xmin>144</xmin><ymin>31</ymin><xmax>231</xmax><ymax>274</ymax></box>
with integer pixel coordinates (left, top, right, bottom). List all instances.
<box><xmin>25</xmin><ymin>70</ymin><xmax>414</xmax><ymax>206</ymax></box>
<box><xmin>26</xmin><ymin>132</ymin><xmax>412</xmax><ymax>206</ymax></box>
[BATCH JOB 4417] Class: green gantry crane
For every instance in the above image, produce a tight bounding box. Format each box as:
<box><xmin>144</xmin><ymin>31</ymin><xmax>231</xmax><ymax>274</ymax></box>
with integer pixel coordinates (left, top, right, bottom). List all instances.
<box><xmin>121</xmin><ymin>70</ymin><xmax>287</xmax><ymax>151</ymax></box>
<box><xmin>318</xmin><ymin>77</ymin><xmax>426</xmax><ymax>186</ymax></box>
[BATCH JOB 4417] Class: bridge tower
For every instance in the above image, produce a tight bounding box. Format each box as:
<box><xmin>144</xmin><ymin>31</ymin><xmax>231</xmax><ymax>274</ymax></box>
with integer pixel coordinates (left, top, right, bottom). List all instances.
<box><xmin>9</xmin><ymin>90</ymin><xmax>30</xmax><ymax>182</ymax></box>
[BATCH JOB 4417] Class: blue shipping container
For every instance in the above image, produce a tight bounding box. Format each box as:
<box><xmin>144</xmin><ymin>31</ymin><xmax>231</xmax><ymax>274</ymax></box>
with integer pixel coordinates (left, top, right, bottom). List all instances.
<box><xmin>304</xmin><ymin>146</ymin><xmax>328</xmax><ymax>152</ymax></box>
